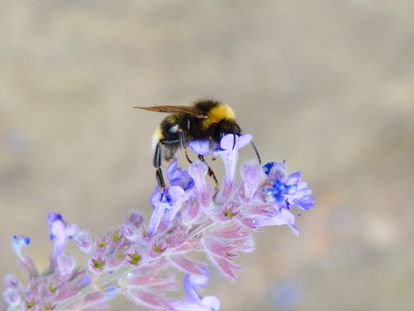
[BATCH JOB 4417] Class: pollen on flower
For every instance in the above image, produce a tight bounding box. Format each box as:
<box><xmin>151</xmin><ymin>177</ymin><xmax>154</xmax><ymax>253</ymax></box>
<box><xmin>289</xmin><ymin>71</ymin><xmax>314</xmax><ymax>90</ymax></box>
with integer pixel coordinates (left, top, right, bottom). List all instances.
<box><xmin>92</xmin><ymin>258</ymin><xmax>105</xmax><ymax>270</ymax></box>
<box><xmin>97</xmin><ymin>240</ymin><xmax>107</xmax><ymax>249</ymax></box>
<box><xmin>115</xmin><ymin>251</ymin><xmax>125</xmax><ymax>260</ymax></box>
<box><xmin>112</xmin><ymin>231</ymin><xmax>121</xmax><ymax>242</ymax></box>
<box><xmin>223</xmin><ymin>208</ymin><xmax>237</xmax><ymax>219</ymax></box>
<box><xmin>152</xmin><ymin>243</ymin><xmax>166</xmax><ymax>254</ymax></box>
<box><xmin>26</xmin><ymin>300</ymin><xmax>36</xmax><ymax>309</ymax></box>
<box><xmin>127</xmin><ymin>252</ymin><xmax>141</xmax><ymax>266</ymax></box>
<box><xmin>142</xmin><ymin>227</ymin><xmax>148</xmax><ymax>237</ymax></box>
<box><xmin>48</xmin><ymin>284</ymin><xmax>56</xmax><ymax>294</ymax></box>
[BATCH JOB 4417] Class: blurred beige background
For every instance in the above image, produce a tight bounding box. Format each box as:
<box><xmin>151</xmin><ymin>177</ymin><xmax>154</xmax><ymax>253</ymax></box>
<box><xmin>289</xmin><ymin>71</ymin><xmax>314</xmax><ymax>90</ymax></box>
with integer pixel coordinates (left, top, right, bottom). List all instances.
<box><xmin>1</xmin><ymin>1</ymin><xmax>413</xmax><ymax>310</ymax></box>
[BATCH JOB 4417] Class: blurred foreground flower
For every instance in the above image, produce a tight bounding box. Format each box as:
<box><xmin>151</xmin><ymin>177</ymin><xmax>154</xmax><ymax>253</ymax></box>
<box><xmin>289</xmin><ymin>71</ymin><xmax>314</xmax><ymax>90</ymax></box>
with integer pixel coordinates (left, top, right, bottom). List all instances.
<box><xmin>2</xmin><ymin>134</ymin><xmax>314</xmax><ymax>310</ymax></box>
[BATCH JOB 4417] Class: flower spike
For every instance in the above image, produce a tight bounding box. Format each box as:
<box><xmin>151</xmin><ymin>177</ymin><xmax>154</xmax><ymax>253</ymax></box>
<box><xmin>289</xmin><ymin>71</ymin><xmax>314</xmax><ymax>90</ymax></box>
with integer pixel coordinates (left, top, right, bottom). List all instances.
<box><xmin>2</xmin><ymin>133</ymin><xmax>314</xmax><ymax>311</ymax></box>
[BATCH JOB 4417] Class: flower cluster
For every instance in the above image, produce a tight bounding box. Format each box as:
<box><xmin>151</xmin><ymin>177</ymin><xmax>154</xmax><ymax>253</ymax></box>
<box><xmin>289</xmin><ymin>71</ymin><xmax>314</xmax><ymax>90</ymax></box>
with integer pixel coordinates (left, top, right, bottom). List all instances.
<box><xmin>2</xmin><ymin>134</ymin><xmax>314</xmax><ymax>311</ymax></box>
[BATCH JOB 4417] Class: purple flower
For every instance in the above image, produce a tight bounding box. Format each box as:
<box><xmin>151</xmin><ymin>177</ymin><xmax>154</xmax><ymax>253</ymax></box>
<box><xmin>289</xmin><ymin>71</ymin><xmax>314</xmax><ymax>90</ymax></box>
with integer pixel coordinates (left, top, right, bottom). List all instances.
<box><xmin>188</xmin><ymin>140</ymin><xmax>211</xmax><ymax>156</ymax></box>
<box><xmin>148</xmin><ymin>186</ymin><xmax>187</xmax><ymax>236</ymax></box>
<box><xmin>3</xmin><ymin>288</ymin><xmax>21</xmax><ymax>307</ymax></box>
<box><xmin>148</xmin><ymin>158</ymin><xmax>197</xmax><ymax>237</ymax></box>
<box><xmin>57</xmin><ymin>253</ymin><xmax>76</xmax><ymax>276</ymax></box>
<box><xmin>167</xmin><ymin>158</ymin><xmax>195</xmax><ymax>190</ymax></box>
<box><xmin>262</xmin><ymin>162</ymin><xmax>315</xmax><ymax>211</ymax></box>
<box><xmin>240</xmin><ymin>162</ymin><xmax>263</xmax><ymax>200</ymax></box>
<box><xmin>253</xmin><ymin>208</ymin><xmax>299</xmax><ymax>235</ymax></box>
<box><xmin>188</xmin><ymin>160</ymin><xmax>212</xmax><ymax>208</ymax></box>
<box><xmin>73</xmin><ymin>230</ymin><xmax>92</xmax><ymax>254</ymax></box>
<box><xmin>123</xmin><ymin>210</ymin><xmax>144</xmax><ymax>242</ymax></box>
<box><xmin>217</xmin><ymin>134</ymin><xmax>252</xmax><ymax>183</ymax></box>
<box><xmin>127</xmin><ymin>210</ymin><xmax>144</xmax><ymax>227</ymax></box>
<box><xmin>48</xmin><ymin>212</ymin><xmax>77</xmax><ymax>261</ymax></box>
<box><xmin>126</xmin><ymin>249</ymin><xmax>143</xmax><ymax>266</ymax></box>
<box><xmin>171</xmin><ymin>273</ymin><xmax>220</xmax><ymax>311</ymax></box>
<box><xmin>284</xmin><ymin>172</ymin><xmax>315</xmax><ymax>210</ymax></box>
<box><xmin>11</xmin><ymin>234</ymin><xmax>30</xmax><ymax>259</ymax></box>
<box><xmin>11</xmin><ymin>235</ymin><xmax>38</xmax><ymax>278</ymax></box>
<box><xmin>89</xmin><ymin>254</ymin><xmax>106</xmax><ymax>274</ymax></box>
<box><xmin>123</xmin><ymin>220</ymin><xmax>140</xmax><ymax>242</ymax></box>
<box><xmin>2</xmin><ymin>133</ymin><xmax>314</xmax><ymax>311</ymax></box>
<box><xmin>3</xmin><ymin>273</ymin><xmax>19</xmax><ymax>290</ymax></box>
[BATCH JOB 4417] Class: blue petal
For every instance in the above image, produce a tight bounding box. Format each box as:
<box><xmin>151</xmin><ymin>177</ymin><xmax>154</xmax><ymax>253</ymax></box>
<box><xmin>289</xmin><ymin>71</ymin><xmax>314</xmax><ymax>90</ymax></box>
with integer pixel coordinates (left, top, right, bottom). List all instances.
<box><xmin>263</xmin><ymin>162</ymin><xmax>276</xmax><ymax>175</ymax></box>
<box><xmin>11</xmin><ymin>235</ymin><xmax>31</xmax><ymax>256</ymax></box>
<box><xmin>183</xmin><ymin>273</ymin><xmax>200</xmax><ymax>303</ymax></box>
<box><xmin>23</xmin><ymin>236</ymin><xmax>30</xmax><ymax>245</ymax></box>
<box><xmin>47</xmin><ymin>212</ymin><xmax>63</xmax><ymax>228</ymax></box>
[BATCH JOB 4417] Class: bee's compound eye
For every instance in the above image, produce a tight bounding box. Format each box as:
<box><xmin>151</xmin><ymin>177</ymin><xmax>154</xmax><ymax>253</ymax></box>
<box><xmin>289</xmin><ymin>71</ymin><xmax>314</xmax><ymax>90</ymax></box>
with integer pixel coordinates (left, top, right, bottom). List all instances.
<box><xmin>169</xmin><ymin>124</ymin><xmax>179</xmax><ymax>133</ymax></box>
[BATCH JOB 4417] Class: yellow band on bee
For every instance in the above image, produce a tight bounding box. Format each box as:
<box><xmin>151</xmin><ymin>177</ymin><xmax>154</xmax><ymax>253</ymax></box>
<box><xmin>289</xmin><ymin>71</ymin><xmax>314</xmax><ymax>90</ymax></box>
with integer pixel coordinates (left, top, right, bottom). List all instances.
<box><xmin>202</xmin><ymin>104</ymin><xmax>236</xmax><ymax>129</ymax></box>
<box><xmin>151</xmin><ymin>126</ymin><xmax>163</xmax><ymax>150</ymax></box>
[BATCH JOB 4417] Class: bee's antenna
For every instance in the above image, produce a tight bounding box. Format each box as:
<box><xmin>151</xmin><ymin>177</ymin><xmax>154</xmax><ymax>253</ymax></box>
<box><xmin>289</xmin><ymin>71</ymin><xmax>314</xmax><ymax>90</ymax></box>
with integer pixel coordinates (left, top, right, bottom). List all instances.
<box><xmin>250</xmin><ymin>140</ymin><xmax>262</xmax><ymax>164</ymax></box>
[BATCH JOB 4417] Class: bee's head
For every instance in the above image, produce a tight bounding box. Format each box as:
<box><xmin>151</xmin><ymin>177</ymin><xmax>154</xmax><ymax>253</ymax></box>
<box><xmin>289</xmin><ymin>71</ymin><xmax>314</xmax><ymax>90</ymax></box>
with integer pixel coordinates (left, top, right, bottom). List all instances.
<box><xmin>211</xmin><ymin>119</ymin><xmax>242</xmax><ymax>142</ymax></box>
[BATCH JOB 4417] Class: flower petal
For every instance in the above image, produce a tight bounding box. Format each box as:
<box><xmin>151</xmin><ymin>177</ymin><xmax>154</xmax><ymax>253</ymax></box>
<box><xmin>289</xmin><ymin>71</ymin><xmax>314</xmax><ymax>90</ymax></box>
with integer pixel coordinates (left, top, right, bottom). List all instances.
<box><xmin>241</xmin><ymin>163</ymin><xmax>263</xmax><ymax>199</ymax></box>
<box><xmin>201</xmin><ymin>296</ymin><xmax>221</xmax><ymax>311</ymax></box>
<box><xmin>57</xmin><ymin>253</ymin><xmax>76</xmax><ymax>276</ymax></box>
<box><xmin>125</xmin><ymin>289</ymin><xmax>174</xmax><ymax>311</ymax></box>
<box><xmin>188</xmin><ymin>140</ymin><xmax>210</xmax><ymax>156</ymax></box>
<box><xmin>73</xmin><ymin>230</ymin><xmax>91</xmax><ymax>254</ymax></box>
<box><xmin>11</xmin><ymin>235</ymin><xmax>38</xmax><ymax>277</ymax></box>
<box><xmin>48</xmin><ymin>213</ymin><xmax>77</xmax><ymax>261</ymax></box>
<box><xmin>167</xmin><ymin>159</ymin><xmax>195</xmax><ymax>190</ymax></box>
<box><xmin>148</xmin><ymin>193</ymin><xmax>170</xmax><ymax>236</ymax></box>
<box><xmin>169</xmin><ymin>254</ymin><xmax>208</xmax><ymax>277</ymax></box>
<box><xmin>3</xmin><ymin>273</ymin><xmax>19</xmax><ymax>289</ymax></box>
<box><xmin>188</xmin><ymin>161</ymin><xmax>211</xmax><ymax>208</ymax></box>
<box><xmin>165</xmin><ymin>186</ymin><xmax>187</xmax><ymax>223</ymax></box>
<box><xmin>171</xmin><ymin>272</ymin><xmax>220</xmax><ymax>311</ymax></box>
<box><xmin>207</xmin><ymin>254</ymin><xmax>240</xmax><ymax>282</ymax></box>
<box><xmin>218</xmin><ymin>134</ymin><xmax>252</xmax><ymax>183</ymax></box>
<box><xmin>3</xmin><ymin>288</ymin><xmax>21</xmax><ymax>307</ymax></box>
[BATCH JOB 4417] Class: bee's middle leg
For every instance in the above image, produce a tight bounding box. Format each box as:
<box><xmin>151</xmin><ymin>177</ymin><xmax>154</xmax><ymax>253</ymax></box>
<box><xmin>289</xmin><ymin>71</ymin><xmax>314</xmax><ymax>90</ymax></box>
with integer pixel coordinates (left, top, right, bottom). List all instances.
<box><xmin>178</xmin><ymin>130</ymin><xmax>192</xmax><ymax>164</ymax></box>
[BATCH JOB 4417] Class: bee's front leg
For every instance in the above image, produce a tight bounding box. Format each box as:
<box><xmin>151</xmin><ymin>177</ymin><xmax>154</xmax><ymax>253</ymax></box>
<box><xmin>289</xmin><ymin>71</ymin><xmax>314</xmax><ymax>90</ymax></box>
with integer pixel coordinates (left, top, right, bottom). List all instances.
<box><xmin>154</xmin><ymin>138</ymin><xmax>180</xmax><ymax>193</ymax></box>
<box><xmin>154</xmin><ymin>142</ymin><xmax>166</xmax><ymax>193</ymax></box>
<box><xmin>198</xmin><ymin>155</ymin><xmax>218</xmax><ymax>187</ymax></box>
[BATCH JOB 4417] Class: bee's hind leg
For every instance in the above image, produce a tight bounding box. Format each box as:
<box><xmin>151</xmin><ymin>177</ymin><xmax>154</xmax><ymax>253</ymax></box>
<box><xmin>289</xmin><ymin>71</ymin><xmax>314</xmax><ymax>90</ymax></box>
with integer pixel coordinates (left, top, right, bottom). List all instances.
<box><xmin>198</xmin><ymin>155</ymin><xmax>218</xmax><ymax>187</ymax></box>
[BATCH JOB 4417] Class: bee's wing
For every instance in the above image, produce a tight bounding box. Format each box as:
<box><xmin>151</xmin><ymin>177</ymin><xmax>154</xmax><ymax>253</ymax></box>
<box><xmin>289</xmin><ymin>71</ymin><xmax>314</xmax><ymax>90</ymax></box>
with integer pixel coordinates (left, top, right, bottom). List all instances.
<box><xmin>134</xmin><ymin>105</ymin><xmax>207</xmax><ymax>119</ymax></box>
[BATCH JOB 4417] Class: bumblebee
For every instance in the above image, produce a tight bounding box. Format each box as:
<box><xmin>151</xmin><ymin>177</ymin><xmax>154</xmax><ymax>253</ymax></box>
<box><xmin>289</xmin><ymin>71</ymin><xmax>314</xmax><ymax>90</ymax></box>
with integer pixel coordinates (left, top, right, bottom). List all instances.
<box><xmin>135</xmin><ymin>99</ymin><xmax>261</xmax><ymax>191</ymax></box>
